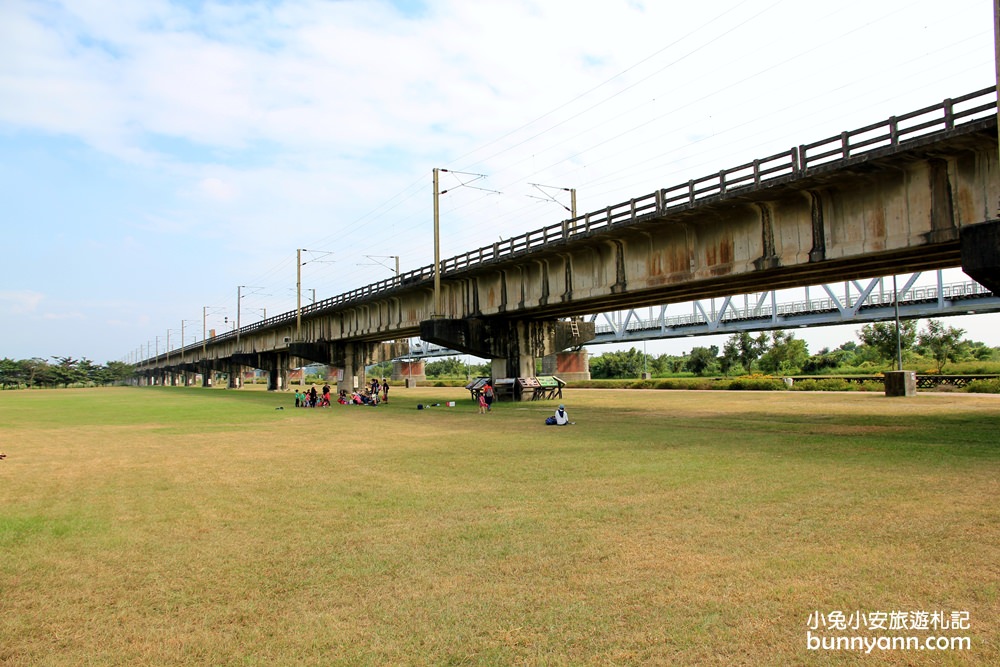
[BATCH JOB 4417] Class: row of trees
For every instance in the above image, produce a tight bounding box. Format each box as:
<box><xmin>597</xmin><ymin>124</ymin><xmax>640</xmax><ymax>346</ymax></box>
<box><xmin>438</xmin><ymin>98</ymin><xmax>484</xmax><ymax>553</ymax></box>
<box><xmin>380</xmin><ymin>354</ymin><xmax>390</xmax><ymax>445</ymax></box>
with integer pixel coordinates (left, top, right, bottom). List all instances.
<box><xmin>590</xmin><ymin>319</ymin><xmax>996</xmax><ymax>379</ymax></box>
<box><xmin>0</xmin><ymin>357</ymin><xmax>134</xmax><ymax>389</ymax></box>
<box><xmin>366</xmin><ymin>357</ymin><xmax>492</xmax><ymax>380</ymax></box>
<box><xmin>6</xmin><ymin>320</ymin><xmax>992</xmax><ymax>387</ymax></box>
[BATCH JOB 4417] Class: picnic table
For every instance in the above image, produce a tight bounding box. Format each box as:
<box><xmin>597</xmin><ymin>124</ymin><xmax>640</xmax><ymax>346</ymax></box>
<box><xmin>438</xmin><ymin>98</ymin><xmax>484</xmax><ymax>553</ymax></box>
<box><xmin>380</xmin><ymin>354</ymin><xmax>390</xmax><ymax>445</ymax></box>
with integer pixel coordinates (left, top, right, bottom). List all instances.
<box><xmin>468</xmin><ymin>376</ymin><xmax>566</xmax><ymax>401</ymax></box>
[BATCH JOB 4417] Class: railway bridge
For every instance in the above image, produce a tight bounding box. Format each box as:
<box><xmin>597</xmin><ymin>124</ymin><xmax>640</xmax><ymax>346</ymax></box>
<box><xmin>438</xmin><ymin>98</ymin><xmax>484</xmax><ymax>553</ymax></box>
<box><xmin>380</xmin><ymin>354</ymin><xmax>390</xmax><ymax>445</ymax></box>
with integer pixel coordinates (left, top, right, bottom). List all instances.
<box><xmin>136</xmin><ymin>87</ymin><xmax>1000</xmax><ymax>394</ymax></box>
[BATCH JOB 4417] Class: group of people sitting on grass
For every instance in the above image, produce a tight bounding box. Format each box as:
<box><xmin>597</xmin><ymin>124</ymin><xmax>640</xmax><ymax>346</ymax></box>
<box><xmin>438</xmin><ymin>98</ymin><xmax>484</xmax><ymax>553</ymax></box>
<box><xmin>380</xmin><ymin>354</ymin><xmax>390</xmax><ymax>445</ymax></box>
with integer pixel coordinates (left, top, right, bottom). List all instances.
<box><xmin>294</xmin><ymin>379</ymin><xmax>390</xmax><ymax>408</ymax></box>
<box><xmin>295</xmin><ymin>384</ymin><xmax>332</xmax><ymax>408</ymax></box>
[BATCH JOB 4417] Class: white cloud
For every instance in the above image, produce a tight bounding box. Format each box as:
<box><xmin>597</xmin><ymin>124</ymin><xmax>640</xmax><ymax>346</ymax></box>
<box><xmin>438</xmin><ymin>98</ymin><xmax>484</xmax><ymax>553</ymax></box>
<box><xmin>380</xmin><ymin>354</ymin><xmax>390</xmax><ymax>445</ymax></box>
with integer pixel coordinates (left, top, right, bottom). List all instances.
<box><xmin>42</xmin><ymin>311</ymin><xmax>85</xmax><ymax>321</ymax></box>
<box><xmin>197</xmin><ymin>176</ymin><xmax>240</xmax><ymax>202</ymax></box>
<box><xmin>0</xmin><ymin>290</ymin><xmax>45</xmax><ymax>315</ymax></box>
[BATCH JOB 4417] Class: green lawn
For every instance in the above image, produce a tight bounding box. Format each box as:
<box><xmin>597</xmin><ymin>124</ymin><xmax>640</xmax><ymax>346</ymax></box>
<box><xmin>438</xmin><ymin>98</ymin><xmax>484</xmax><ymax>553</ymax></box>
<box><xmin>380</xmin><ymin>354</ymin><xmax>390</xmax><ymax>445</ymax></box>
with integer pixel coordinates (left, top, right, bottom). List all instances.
<box><xmin>1</xmin><ymin>386</ymin><xmax>997</xmax><ymax>665</ymax></box>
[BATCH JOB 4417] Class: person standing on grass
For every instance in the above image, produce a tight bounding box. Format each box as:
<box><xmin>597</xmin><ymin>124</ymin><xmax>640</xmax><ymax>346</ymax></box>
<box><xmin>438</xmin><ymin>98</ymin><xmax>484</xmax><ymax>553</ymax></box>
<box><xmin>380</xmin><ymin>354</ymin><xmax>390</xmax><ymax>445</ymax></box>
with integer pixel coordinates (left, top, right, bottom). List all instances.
<box><xmin>381</xmin><ymin>378</ymin><xmax>389</xmax><ymax>403</ymax></box>
<box><xmin>483</xmin><ymin>381</ymin><xmax>494</xmax><ymax>412</ymax></box>
<box><xmin>478</xmin><ymin>391</ymin><xmax>488</xmax><ymax>414</ymax></box>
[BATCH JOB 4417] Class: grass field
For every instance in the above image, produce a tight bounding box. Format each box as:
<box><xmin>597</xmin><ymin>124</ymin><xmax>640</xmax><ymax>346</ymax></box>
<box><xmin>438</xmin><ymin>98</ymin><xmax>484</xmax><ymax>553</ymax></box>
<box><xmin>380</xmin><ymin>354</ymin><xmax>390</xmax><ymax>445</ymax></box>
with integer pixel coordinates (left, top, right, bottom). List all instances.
<box><xmin>1</xmin><ymin>386</ymin><xmax>998</xmax><ymax>665</ymax></box>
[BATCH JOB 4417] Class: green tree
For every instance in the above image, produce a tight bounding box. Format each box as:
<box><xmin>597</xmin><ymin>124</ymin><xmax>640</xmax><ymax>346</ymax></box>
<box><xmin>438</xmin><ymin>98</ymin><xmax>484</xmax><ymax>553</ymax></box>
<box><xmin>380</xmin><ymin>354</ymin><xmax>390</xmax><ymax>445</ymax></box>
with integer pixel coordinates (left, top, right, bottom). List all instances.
<box><xmin>685</xmin><ymin>345</ymin><xmax>720</xmax><ymax>376</ymax></box>
<box><xmin>0</xmin><ymin>357</ymin><xmax>23</xmax><ymax>389</ymax></box>
<box><xmin>721</xmin><ymin>332</ymin><xmax>768</xmax><ymax>374</ymax></box>
<box><xmin>758</xmin><ymin>331</ymin><xmax>809</xmax><ymax>374</ymax></box>
<box><xmin>22</xmin><ymin>358</ymin><xmax>52</xmax><ymax>387</ymax></box>
<box><xmin>424</xmin><ymin>357</ymin><xmax>469</xmax><ymax>378</ymax></box>
<box><xmin>802</xmin><ymin>346</ymin><xmax>856</xmax><ymax>374</ymax></box>
<box><xmin>916</xmin><ymin>319</ymin><xmax>966</xmax><ymax>373</ymax></box>
<box><xmin>653</xmin><ymin>354</ymin><xmax>686</xmax><ymax>374</ymax></box>
<box><xmin>720</xmin><ymin>343</ymin><xmax>739</xmax><ymax>376</ymax></box>
<box><xmin>103</xmin><ymin>361</ymin><xmax>135</xmax><ymax>385</ymax></box>
<box><xmin>857</xmin><ymin>321</ymin><xmax>917</xmax><ymax>367</ymax></box>
<box><xmin>589</xmin><ymin>348</ymin><xmax>649</xmax><ymax>379</ymax></box>
<box><xmin>366</xmin><ymin>361</ymin><xmax>393</xmax><ymax>380</ymax></box>
<box><xmin>50</xmin><ymin>356</ymin><xmax>84</xmax><ymax>387</ymax></box>
<box><xmin>965</xmin><ymin>341</ymin><xmax>998</xmax><ymax>362</ymax></box>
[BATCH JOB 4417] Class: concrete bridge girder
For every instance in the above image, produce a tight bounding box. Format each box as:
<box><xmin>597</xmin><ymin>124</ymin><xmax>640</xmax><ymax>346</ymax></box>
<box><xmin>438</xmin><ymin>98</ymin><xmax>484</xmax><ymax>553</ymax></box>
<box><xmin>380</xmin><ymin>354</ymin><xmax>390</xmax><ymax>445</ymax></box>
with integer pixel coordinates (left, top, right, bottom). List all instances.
<box><xmin>961</xmin><ymin>220</ymin><xmax>1000</xmax><ymax>294</ymax></box>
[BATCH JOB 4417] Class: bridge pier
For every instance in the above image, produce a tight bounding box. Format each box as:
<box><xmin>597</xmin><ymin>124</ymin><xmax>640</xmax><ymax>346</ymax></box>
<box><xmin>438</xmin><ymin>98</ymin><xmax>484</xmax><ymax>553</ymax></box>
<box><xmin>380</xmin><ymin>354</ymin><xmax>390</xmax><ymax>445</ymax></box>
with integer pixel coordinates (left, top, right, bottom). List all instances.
<box><xmin>198</xmin><ymin>361</ymin><xmax>215</xmax><ymax>387</ymax></box>
<box><xmin>336</xmin><ymin>342</ymin><xmax>363</xmax><ymax>396</ymax></box>
<box><xmin>228</xmin><ymin>362</ymin><xmax>242</xmax><ymax>389</ymax></box>
<box><xmin>420</xmin><ymin>317</ymin><xmax>595</xmax><ymax>397</ymax></box>
<box><xmin>541</xmin><ymin>350</ymin><xmax>591</xmax><ymax>382</ymax></box>
<box><xmin>263</xmin><ymin>352</ymin><xmax>289</xmax><ymax>391</ymax></box>
<box><xmin>392</xmin><ymin>359</ymin><xmax>426</xmax><ymax>385</ymax></box>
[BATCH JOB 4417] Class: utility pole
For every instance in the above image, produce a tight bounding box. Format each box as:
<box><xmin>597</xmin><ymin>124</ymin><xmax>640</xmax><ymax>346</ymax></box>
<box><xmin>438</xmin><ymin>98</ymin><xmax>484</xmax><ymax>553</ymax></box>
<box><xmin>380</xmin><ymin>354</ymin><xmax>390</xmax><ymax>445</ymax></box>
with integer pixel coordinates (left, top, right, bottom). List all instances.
<box><xmin>235</xmin><ymin>285</ymin><xmax>265</xmax><ymax>350</ymax></box>
<box><xmin>297</xmin><ymin>248</ymin><xmax>303</xmax><ymax>339</ymax></box>
<box><xmin>180</xmin><ymin>319</ymin><xmax>194</xmax><ymax>366</ymax></box>
<box><xmin>529</xmin><ymin>183</ymin><xmax>577</xmax><ymax>232</ymax></box>
<box><xmin>237</xmin><ymin>285</ymin><xmax>243</xmax><ymax>349</ymax></box>
<box><xmin>995</xmin><ymin>0</ymin><xmax>1000</xmax><ymax>215</ymax></box>
<box><xmin>893</xmin><ymin>274</ymin><xmax>903</xmax><ymax>371</ymax></box>
<box><xmin>432</xmin><ymin>168</ymin><xmax>492</xmax><ymax>317</ymax></box>
<box><xmin>296</xmin><ymin>249</ymin><xmax>333</xmax><ymax>340</ymax></box>
<box><xmin>203</xmin><ymin>306</ymin><xmax>224</xmax><ymax>357</ymax></box>
<box><xmin>433</xmin><ymin>168</ymin><xmax>442</xmax><ymax>318</ymax></box>
<box><xmin>361</xmin><ymin>255</ymin><xmax>400</xmax><ymax>282</ymax></box>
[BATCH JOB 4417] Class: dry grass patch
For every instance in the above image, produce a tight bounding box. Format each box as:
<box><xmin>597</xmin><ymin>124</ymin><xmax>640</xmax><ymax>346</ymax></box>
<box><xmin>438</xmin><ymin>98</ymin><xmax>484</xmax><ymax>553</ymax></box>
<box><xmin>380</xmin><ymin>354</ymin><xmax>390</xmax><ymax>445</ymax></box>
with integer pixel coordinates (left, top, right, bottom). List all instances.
<box><xmin>1</xmin><ymin>386</ymin><xmax>997</xmax><ymax>665</ymax></box>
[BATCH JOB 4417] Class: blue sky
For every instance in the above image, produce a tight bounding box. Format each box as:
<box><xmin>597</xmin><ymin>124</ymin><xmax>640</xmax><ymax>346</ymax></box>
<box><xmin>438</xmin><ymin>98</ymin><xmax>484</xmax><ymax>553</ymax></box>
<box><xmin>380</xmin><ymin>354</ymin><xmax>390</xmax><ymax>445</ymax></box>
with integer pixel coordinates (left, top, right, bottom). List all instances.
<box><xmin>1</xmin><ymin>0</ymin><xmax>997</xmax><ymax>363</ymax></box>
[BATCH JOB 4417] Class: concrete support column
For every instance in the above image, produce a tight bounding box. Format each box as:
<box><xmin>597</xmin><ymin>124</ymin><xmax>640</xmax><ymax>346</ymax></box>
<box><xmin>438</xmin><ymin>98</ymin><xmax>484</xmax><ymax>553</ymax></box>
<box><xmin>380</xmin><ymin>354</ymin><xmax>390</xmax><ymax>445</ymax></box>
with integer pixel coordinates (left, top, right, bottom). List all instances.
<box><xmin>228</xmin><ymin>363</ymin><xmax>242</xmax><ymax>389</ymax></box>
<box><xmin>392</xmin><ymin>359</ymin><xmax>426</xmax><ymax>385</ymax></box>
<box><xmin>337</xmin><ymin>343</ymin><xmax>361</xmax><ymax>396</ymax></box>
<box><xmin>265</xmin><ymin>352</ymin><xmax>288</xmax><ymax>391</ymax></box>
<box><xmin>884</xmin><ymin>370</ymin><xmax>916</xmax><ymax>397</ymax></box>
<box><xmin>541</xmin><ymin>350</ymin><xmax>591</xmax><ymax>381</ymax></box>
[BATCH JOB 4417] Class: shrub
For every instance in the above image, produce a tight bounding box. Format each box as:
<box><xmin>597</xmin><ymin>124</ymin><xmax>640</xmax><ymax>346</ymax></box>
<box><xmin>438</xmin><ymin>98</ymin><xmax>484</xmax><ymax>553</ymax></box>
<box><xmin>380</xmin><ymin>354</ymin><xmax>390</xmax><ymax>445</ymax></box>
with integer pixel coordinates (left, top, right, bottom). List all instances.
<box><xmin>966</xmin><ymin>379</ymin><xmax>1000</xmax><ymax>394</ymax></box>
<box><xmin>723</xmin><ymin>377</ymin><xmax>786</xmax><ymax>391</ymax></box>
<box><xmin>946</xmin><ymin>361</ymin><xmax>1000</xmax><ymax>375</ymax></box>
<box><xmin>792</xmin><ymin>378</ymin><xmax>854</xmax><ymax>392</ymax></box>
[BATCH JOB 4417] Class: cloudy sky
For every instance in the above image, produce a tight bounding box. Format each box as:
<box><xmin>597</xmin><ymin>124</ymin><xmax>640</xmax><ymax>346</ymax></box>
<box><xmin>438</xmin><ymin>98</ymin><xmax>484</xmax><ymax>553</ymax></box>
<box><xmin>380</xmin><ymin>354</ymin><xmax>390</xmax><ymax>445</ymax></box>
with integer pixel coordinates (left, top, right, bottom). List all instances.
<box><xmin>1</xmin><ymin>0</ymin><xmax>996</xmax><ymax>364</ymax></box>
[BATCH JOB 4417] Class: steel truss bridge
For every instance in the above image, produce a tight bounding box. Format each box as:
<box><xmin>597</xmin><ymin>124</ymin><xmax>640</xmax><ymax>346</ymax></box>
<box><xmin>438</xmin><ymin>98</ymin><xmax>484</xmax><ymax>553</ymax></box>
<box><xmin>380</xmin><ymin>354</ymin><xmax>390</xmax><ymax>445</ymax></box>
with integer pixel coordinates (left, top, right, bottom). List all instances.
<box><xmin>403</xmin><ymin>269</ymin><xmax>998</xmax><ymax>359</ymax></box>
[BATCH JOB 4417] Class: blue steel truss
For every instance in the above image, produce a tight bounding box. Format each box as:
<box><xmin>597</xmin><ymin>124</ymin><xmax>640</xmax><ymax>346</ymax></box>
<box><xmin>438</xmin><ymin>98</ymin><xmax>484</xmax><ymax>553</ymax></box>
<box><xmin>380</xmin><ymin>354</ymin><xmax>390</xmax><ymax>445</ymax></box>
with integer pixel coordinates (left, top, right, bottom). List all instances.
<box><xmin>399</xmin><ymin>270</ymin><xmax>999</xmax><ymax>360</ymax></box>
<box><xmin>588</xmin><ymin>271</ymin><xmax>998</xmax><ymax>344</ymax></box>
